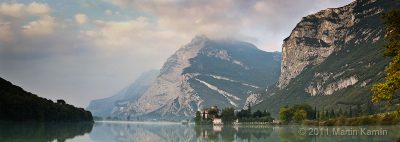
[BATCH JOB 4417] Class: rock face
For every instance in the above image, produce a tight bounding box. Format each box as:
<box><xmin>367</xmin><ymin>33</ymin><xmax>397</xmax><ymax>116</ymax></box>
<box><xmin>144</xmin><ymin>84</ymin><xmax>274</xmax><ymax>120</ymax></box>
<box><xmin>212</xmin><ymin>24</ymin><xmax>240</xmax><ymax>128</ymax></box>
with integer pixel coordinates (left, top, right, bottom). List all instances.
<box><xmin>87</xmin><ymin>70</ymin><xmax>159</xmax><ymax>117</ymax></box>
<box><xmin>278</xmin><ymin>0</ymin><xmax>387</xmax><ymax>88</ymax></box>
<box><xmin>115</xmin><ymin>36</ymin><xmax>281</xmax><ymax>119</ymax></box>
<box><xmin>255</xmin><ymin>0</ymin><xmax>400</xmax><ymax>116</ymax></box>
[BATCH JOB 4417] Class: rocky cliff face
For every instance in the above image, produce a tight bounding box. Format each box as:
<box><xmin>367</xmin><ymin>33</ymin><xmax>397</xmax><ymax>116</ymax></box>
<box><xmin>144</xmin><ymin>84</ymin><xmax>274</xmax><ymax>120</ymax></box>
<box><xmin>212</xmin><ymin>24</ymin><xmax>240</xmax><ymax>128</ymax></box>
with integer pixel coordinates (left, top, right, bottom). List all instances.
<box><xmin>87</xmin><ymin>70</ymin><xmax>159</xmax><ymax>117</ymax></box>
<box><xmin>278</xmin><ymin>0</ymin><xmax>388</xmax><ymax>88</ymax></box>
<box><xmin>115</xmin><ymin>36</ymin><xmax>281</xmax><ymax>119</ymax></box>
<box><xmin>255</xmin><ymin>0</ymin><xmax>399</xmax><ymax>116</ymax></box>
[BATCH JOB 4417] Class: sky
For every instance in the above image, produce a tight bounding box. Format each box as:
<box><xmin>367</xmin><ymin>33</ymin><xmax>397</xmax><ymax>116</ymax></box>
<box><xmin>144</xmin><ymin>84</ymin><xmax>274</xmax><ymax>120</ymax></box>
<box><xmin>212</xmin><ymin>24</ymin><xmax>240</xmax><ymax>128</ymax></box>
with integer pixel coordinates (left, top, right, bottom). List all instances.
<box><xmin>0</xmin><ymin>0</ymin><xmax>353</xmax><ymax>108</ymax></box>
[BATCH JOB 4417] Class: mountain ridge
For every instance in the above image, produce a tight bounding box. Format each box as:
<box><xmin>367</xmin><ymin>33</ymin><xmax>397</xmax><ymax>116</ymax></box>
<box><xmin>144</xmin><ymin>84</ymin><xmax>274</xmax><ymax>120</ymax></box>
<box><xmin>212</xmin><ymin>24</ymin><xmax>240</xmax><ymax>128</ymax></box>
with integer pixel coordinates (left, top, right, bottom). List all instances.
<box><xmin>87</xmin><ymin>70</ymin><xmax>159</xmax><ymax>117</ymax></box>
<box><xmin>112</xmin><ymin>36</ymin><xmax>281</xmax><ymax>119</ymax></box>
<box><xmin>254</xmin><ymin>0</ymin><xmax>400</xmax><ymax>117</ymax></box>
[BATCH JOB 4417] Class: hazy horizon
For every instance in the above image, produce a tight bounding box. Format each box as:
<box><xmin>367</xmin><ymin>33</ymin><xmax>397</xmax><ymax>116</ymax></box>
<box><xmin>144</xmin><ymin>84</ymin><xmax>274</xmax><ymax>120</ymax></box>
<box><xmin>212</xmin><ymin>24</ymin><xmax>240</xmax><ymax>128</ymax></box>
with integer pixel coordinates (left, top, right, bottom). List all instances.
<box><xmin>0</xmin><ymin>0</ymin><xmax>352</xmax><ymax>107</ymax></box>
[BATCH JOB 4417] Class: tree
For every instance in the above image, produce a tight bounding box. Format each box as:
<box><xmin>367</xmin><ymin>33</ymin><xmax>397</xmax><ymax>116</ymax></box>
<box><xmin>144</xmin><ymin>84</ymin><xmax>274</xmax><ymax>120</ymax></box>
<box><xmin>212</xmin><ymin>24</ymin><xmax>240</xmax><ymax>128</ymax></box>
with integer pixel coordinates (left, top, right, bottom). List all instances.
<box><xmin>57</xmin><ymin>99</ymin><xmax>66</xmax><ymax>105</ymax></box>
<box><xmin>262</xmin><ymin>110</ymin><xmax>271</xmax><ymax>117</ymax></box>
<box><xmin>279</xmin><ymin>106</ymin><xmax>292</xmax><ymax>123</ymax></box>
<box><xmin>355</xmin><ymin>105</ymin><xmax>362</xmax><ymax>116</ymax></box>
<box><xmin>330</xmin><ymin>109</ymin><xmax>335</xmax><ymax>119</ymax></box>
<box><xmin>338</xmin><ymin>108</ymin><xmax>343</xmax><ymax>116</ymax></box>
<box><xmin>319</xmin><ymin>109</ymin><xmax>326</xmax><ymax>120</ymax></box>
<box><xmin>208</xmin><ymin>106</ymin><xmax>219</xmax><ymax>118</ymax></box>
<box><xmin>253</xmin><ymin>110</ymin><xmax>263</xmax><ymax>118</ymax></box>
<box><xmin>292</xmin><ymin>104</ymin><xmax>314</xmax><ymax>120</ymax></box>
<box><xmin>325</xmin><ymin>110</ymin><xmax>329</xmax><ymax>119</ymax></box>
<box><xmin>366</xmin><ymin>100</ymin><xmax>374</xmax><ymax>115</ymax></box>
<box><xmin>314</xmin><ymin>106</ymin><xmax>317</xmax><ymax>120</ymax></box>
<box><xmin>195</xmin><ymin>111</ymin><xmax>201</xmax><ymax>123</ymax></box>
<box><xmin>372</xmin><ymin>9</ymin><xmax>400</xmax><ymax>113</ymax></box>
<box><xmin>221</xmin><ymin>107</ymin><xmax>235</xmax><ymax>124</ymax></box>
<box><xmin>293</xmin><ymin>109</ymin><xmax>307</xmax><ymax>123</ymax></box>
<box><xmin>349</xmin><ymin>106</ymin><xmax>353</xmax><ymax>118</ymax></box>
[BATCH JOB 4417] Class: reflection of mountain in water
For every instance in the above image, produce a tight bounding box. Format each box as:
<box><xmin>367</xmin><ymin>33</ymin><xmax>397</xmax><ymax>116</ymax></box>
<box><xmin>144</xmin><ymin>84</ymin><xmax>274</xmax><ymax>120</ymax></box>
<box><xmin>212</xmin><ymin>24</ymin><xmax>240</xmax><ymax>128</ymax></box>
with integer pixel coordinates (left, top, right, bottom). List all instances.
<box><xmin>90</xmin><ymin>122</ymin><xmax>197</xmax><ymax>142</ymax></box>
<box><xmin>88</xmin><ymin>122</ymin><xmax>400</xmax><ymax>142</ymax></box>
<box><xmin>0</xmin><ymin>122</ymin><xmax>93</xmax><ymax>142</ymax></box>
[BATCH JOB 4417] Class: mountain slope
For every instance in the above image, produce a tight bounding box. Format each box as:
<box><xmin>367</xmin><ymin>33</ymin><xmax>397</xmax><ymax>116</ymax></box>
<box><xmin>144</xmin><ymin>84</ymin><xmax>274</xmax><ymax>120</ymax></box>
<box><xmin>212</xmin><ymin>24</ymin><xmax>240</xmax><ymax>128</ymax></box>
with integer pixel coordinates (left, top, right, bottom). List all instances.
<box><xmin>117</xmin><ymin>36</ymin><xmax>281</xmax><ymax>119</ymax></box>
<box><xmin>87</xmin><ymin>70</ymin><xmax>158</xmax><ymax>117</ymax></box>
<box><xmin>0</xmin><ymin>77</ymin><xmax>93</xmax><ymax>122</ymax></box>
<box><xmin>254</xmin><ymin>0</ymin><xmax>400</xmax><ymax>116</ymax></box>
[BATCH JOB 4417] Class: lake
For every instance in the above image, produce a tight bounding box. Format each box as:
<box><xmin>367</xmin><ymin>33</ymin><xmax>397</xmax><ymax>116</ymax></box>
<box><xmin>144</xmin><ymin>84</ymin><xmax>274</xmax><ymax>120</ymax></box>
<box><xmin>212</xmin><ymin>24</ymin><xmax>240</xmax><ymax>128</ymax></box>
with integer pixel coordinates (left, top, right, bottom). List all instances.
<box><xmin>0</xmin><ymin>121</ymin><xmax>399</xmax><ymax>142</ymax></box>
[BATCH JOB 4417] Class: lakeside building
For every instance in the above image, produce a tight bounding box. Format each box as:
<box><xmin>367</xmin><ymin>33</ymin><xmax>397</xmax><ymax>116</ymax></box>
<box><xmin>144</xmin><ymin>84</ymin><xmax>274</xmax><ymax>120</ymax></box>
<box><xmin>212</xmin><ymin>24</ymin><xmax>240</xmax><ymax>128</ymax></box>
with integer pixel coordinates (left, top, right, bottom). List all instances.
<box><xmin>213</xmin><ymin>118</ymin><xmax>223</xmax><ymax>125</ymax></box>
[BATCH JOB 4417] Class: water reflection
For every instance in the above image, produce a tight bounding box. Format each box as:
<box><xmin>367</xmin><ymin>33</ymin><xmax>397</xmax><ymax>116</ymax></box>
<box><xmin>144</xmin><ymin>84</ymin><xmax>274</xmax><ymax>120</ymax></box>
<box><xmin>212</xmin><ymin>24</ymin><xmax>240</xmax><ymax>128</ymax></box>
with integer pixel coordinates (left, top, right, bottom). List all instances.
<box><xmin>90</xmin><ymin>122</ymin><xmax>196</xmax><ymax>142</ymax></box>
<box><xmin>195</xmin><ymin>125</ymin><xmax>278</xmax><ymax>142</ymax></box>
<box><xmin>194</xmin><ymin>125</ymin><xmax>400</xmax><ymax>142</ymax></box>
<box><xmin>0</xmin><ymin>122</ymin><xmax>93</xmax><ymax>142</ymax></box>
<box><xmin>1</xmin><ymin>121</ymin><xmax>400</xmax><ymax>142</ymax></box>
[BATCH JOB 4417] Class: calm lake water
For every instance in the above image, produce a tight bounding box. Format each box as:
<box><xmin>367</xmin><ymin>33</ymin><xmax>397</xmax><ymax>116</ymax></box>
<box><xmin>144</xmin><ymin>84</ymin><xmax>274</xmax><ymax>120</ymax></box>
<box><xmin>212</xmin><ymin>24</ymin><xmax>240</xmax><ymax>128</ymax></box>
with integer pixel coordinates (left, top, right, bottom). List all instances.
<box><xmin>1</xmin><ymin>121</ymin><xmax>399</xmax><ymax>142</ymax></box>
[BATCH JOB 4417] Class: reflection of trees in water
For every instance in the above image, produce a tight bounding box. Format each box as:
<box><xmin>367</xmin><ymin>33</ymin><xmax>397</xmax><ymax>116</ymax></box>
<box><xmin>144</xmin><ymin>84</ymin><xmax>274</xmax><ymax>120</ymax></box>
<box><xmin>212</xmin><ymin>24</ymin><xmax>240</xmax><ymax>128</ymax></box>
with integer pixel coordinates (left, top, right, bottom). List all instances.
<box><xmin>0</xmin><ymin>122</ymin><xmax>93</xmax><ymax>142</ymax></box>
<box><xmin>237</xmin><ymin>127</ymin><xmax>273</xmax><ymax>141</ymax></box>
<box><xmin>90</xmin><ymin>123</ymin><xmax>196</xmax><ymax>142</ymax></box>
<box><xmin>194</xmin><ymin>125</ymin><xmax>273</xmax><ymax>142</ymax></box>
<box><xmin>278</xmin><ymin>126</ymin><xmax>400</xmax><ymax>142</ymax></box>
<box><xmin>278</xmin><ymin>126</ymin><xmax>312</xmax><ymax>142</ymax></box>
<box><xmin>89</xmin><ymin>124</ymin><xmax>400</xmax><ymax>142</ymax></box>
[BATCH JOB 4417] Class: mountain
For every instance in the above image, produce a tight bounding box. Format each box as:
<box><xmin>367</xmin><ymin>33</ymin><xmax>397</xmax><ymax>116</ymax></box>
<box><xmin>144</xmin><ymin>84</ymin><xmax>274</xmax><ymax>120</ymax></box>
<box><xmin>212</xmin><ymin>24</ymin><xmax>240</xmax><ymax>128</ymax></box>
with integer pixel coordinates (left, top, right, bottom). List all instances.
<box><xmin>254</xmin><ymin>0</ymin><xmax>400</xmax><ymax>116</ymax></box>
<box><xmin>87</xmin><ymin>70</ymin><xmax>159</xmax><ymax>117</ymax></box>
<box><xmin>115</xmin><ymin>36</ymin><xmax>281</xmax><ymax>119</ymax></box>
<box><xmin>0</xmin><ymin>77</ymin><xmax>93</xmax><ymax>122</ymax></box>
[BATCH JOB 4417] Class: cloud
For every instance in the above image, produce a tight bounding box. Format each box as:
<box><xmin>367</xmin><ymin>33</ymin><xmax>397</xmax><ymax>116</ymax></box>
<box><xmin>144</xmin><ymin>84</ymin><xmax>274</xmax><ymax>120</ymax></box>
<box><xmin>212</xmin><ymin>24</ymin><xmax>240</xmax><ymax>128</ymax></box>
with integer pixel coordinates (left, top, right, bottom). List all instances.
<box><xmin>26</xmin><ymin>2</ymin><xmax>50</xmax><ymax>15</ymax></box>
<box><xmin>84</xmin><ymin>16</ymin><xmax>179</xmax><ymax>45</ymax></box>
<box><xmin>0</xmin><ymin>2</ymin><xmax>54</xmax><ymax>43</ymax></box>
<box><xmin>0</xmin><ymin>2</ymin><xmax>24</xmax><ymax>17</ymax></box>
<box><xmin>0</xmin><ymin>2</ymin><xmax>58</xmax><ymax>40</ymax></box>
<box><xmin>107</xmin><ymin>0</ymin><xmax>353</xmax><ymax>51</ymax></box>
<box><xmin>22</xmin><ymin>15</ymin><xmax>57</xmax><ymax>36</ymax></box>
<box><xmin>0</xmin><ymin>2</ymin><xmax>50</xmax><ymax>17</ymax></box>
<box><xmin>0</xmin><ymin>22</ymin><xmax>14</xmax><ymax>44</ymax></box>
<box><xmin>75</xmin><ymin>13</ymin><xmax>88</xmax><ymax>24</ymax></box>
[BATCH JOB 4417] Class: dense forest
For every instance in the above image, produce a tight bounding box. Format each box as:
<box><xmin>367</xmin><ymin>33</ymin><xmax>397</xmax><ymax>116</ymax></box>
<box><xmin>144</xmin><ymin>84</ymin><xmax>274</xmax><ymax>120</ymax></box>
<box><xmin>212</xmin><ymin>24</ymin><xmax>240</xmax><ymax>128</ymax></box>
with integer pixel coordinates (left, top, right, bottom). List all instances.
<box><xmin>0</xmin><ymin>77</ymin><xmax>93</xmax><ymax>122</ymax></box>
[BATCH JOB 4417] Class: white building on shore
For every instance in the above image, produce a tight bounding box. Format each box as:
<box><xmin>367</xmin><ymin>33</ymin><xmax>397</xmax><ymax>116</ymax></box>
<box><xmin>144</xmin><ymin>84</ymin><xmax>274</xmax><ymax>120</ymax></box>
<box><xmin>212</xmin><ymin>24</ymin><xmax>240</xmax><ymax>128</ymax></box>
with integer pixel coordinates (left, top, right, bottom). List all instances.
<box><xmin>213</xmin><ymin>118</ymin><xmax>223</xmax><ymax>125</ymax></box>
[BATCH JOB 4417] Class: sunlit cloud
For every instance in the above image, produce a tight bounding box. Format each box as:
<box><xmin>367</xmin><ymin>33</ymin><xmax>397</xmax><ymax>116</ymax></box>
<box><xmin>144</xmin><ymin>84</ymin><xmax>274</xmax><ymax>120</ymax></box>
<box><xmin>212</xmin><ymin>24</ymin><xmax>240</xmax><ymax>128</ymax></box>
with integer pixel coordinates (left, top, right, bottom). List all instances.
<box><xmin>22</xmin><ymin>15</ymin><xmax>57</xmax><ymax>36</ymax></box>
<box><xmin>0</xmin><ymin>2</ymin><xmax>24</xmax><ymax>17</ymax></box>
<box><xmin>26</xmin><ymin>2</ymin><xmax>50</xmax><ymax>15</ymax></box>
<box><xmin>75</xmin><ymin>13</ymin><xmax>88</xmax><ymax>24</ymax></box>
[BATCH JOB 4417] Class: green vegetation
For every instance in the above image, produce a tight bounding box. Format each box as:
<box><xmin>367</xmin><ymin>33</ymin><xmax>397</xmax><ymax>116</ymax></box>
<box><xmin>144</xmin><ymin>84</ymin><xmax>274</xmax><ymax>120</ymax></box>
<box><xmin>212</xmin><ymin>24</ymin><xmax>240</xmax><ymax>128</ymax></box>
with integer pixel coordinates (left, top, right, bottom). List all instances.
<box><xmin>194</xmin><ymin>106</ymin><xmax>219</xmax><ymax>125</ymax></box>
<box><xmin>372</xmin><ymin>9</ymin><xmax>400</xmax><ymax>113</ymax></box>
<box><xmin>221</xmin><ymin>107</ymin><xmax>235</xmax><ymax>124</ymax></box>
<box><xmin>304</xmin><ymin>112</ymin><xmax>400</xmax><ymax>126</ymax></box>
<box><xmin>0</xmin><ymin>77</ymin><xmax>93</xmax><ymax>122</ymax></box>
<box><xmin>236</xmin><ymin>105</ymin><xmax>274</xmax><ymax>122</ymax></box>
<box><xmin>279</xmin><ymin>104</ymin><xmax>315</xmax><ymax>123</ymax></box>
<box><xmin>279</xmin><ymin>103</ymin><xmax>400</xmax><ymax>126</ymax></box>
<box><xmin>195</xmin><ymin>105</ymin><xmax>274</xmax><ymax>125</ymax></box>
